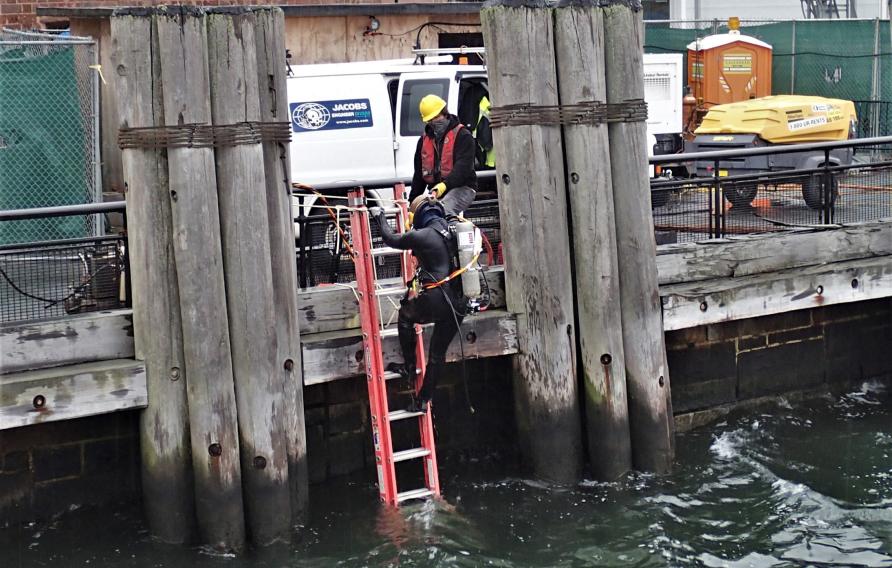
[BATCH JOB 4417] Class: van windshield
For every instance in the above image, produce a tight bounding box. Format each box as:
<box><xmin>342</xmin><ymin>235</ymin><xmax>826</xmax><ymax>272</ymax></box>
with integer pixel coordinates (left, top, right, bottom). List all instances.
<box><xmin>400</xmin><ymin>78</ymin><xmax>450</xmax><ymax>137</ymax></box>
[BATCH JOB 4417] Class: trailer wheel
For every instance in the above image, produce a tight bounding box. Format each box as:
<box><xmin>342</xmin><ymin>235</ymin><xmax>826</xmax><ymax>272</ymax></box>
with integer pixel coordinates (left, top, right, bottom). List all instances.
<box><xmin>802</xmin><ymin>172</ymin><xmax>839</xmax><ymax>210</ymax></box>
<box><xmin>724</xmin><ymin>183</ymin><xmax>758</xmax><ymax>208</ymax></box>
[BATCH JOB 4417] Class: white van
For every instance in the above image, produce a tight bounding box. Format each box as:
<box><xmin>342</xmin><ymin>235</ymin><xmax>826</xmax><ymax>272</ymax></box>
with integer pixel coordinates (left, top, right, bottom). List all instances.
<box><xmin>286</xmin><ymin>51</ymin><xmax>683</xmax><ymax>224</ymax></box>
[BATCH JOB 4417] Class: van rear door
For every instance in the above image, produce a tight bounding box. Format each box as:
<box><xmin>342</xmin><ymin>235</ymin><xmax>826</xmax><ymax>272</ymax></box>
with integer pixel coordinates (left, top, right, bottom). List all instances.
<box><xmin>394</xmin><ymin>71</ymin><xmax>455</xmax><ymax>182</ymax></box>
<box><xmin>288</xmin><ymin>73</ymin><xmax>395</xmax><ymax>186</ymax></box>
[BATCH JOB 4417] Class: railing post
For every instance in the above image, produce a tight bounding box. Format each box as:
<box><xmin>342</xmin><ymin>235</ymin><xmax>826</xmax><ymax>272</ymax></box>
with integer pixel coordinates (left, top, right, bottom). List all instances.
<box><xmin>823</xmin><ymin>149</ymin><xmax>833</xmax><ymax>225</ymax></box>
<box><xmin>712</xmin><ymin>159</ymin><xmax>721</xmax><ymax>238</ymax></box>
<box><xmin>298</xmin><ymin>202</ymin><xmax>308</xmax><ymax>289</ymax></box>
<box><xmin>790</xmin><ymin>19</ymin><xmax>797</xmax><ymax>94</ymax></box>
<box><xmin>121</xmin><ymin>208</ymin><xmax>132</xmax><ymax>309</ymax></box>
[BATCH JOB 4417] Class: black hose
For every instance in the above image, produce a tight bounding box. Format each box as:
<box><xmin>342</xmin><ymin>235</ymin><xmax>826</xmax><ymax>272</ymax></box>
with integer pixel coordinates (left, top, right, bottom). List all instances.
<box><xmin>0</xmin><ymin>262</ymin><xmax>114</xmax><ymax>309</ymax></box>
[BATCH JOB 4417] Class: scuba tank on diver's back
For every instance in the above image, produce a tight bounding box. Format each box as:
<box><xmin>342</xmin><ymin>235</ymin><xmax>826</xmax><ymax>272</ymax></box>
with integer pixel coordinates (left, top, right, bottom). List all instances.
<box><xmin>445</xmin><ymin>218</ymin><xmax>489</xmax><ymax>314</ymax></box>
<box><xmin>410</xmin><ymin>193</ymin><xmax>490</xmax><ymax>312</ymax></box>
<box><xmin>454</xmin><ymin>220</ymin><xmax>482</xmax><ymax>300</ymax></box>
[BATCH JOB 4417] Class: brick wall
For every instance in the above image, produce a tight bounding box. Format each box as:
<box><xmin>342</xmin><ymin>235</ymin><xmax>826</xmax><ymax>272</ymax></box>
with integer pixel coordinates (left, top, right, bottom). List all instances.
<box><xmin>0</xmin><ymin>0</ymin><xmax>423</xmax><ymax>30</ymax></box>
<box><xmin>667</xmin><ymin>298</ymin><xmax>892</xmax><ymax>414</ymax></box>
<box><xmin>0</xmin><ymin>357</ymin><xmax>517</xmax><ymax>525</ymax></box>
<box><xmin>304</xmin><ymin>357</ymin><xmax>519</xmax><ymax>483</ymax></box>
<box><xmin>0</xmin><ymin>412</ymin><xmax>139</xmax><ymax>527</ymax></box>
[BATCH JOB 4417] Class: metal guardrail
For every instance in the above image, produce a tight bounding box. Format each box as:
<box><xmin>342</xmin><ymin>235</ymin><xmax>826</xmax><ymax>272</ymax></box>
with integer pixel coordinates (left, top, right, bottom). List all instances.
<box><xmin>650</xmin><ymin>136</ymin><xmax>892</xmax><ymax>242</ymax></box>
<box><xmin>298</xmin><ymin>169</ymin><xmax>497</xmax><ymax>192</ymax></box>
<box><xmin>649</xmin><ymin>135</ymin><xmax>892</xmax><ymax>164</ymax></box>
<box><xmin>0</xmin><ymin>201</ymin><xmax>126</xmax><ymax>222</ymax></box>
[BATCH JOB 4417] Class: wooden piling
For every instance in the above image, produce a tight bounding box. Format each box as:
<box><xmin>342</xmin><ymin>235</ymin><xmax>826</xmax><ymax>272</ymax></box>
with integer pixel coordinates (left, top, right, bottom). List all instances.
<box><xmin>110</xmin><ymin>13</ymin><xmax>194</xmax><ymax>543</ymax></box>
<box><xmin>155</xmin><ymin>7</ymin><xmax>246</xmax><ymax>550</ymax></box>
<box><xmin>481</xmin><ymin>0</ymin><xmax>583</xmax><ymax>484</ymax></box>
<box><xmin>253</xmin><ymin>7</ymin><xmax>309</xmax><ymax>523</ymax></box>
<box><xmin>602</xmin><ymin>2</ymin><xmax>675</xmax><ymax>473</ymax></box>
<box><xmin>553</xmin><ymin>0</ymin><xmax>633</xmax><ymax>480</ymax></box>
<box><xmin>206</xmin><ymin>10</ymin><xmax>293</xmax><ymax>544</ymax></box>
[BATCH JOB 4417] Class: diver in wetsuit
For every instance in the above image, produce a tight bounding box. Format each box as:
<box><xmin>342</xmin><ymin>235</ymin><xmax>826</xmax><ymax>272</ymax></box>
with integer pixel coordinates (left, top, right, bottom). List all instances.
<box><xmin>369</xmin><ymin>195</ymin><xmax>465</xmax><ymax>413</ymax></box>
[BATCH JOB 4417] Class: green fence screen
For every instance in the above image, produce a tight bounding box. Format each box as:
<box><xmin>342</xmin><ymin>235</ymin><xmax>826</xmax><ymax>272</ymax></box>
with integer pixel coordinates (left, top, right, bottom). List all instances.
<box><xmin>0</xmin><ymin>40</ymin><xmax>95</xmax><ymax>244</ymax></box>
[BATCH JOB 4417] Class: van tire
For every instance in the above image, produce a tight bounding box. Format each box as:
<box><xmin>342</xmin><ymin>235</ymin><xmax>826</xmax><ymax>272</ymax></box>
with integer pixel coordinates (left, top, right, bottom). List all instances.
<box><xmin>802</xmin><ymin>172</ymin><xmax>839</xmax><ymax>210</ymax></box>
<box><xmin>724</xmin><ymin>183</ymin><xmax>758</xmax><ymax>208</ymax></box>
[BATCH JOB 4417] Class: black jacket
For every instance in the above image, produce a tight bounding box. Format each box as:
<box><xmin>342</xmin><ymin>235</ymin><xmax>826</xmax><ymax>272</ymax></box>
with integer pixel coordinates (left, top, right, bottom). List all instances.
<box><xmin>376</xmin><ymin>214</ymin><xmax>453</xmax><ymax>284</ymax></box>
<box><xmin>410</xmin><ymin>114</ymin><xmax>478</xmax><ymax>202</ymax></box>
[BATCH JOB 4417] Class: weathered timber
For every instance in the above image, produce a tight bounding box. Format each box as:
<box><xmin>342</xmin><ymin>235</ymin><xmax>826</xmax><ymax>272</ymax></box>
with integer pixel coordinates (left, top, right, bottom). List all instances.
<box><xmin>0</xmin><ymin>311</ymin><xmax>133</xmax><ymax>374</ymax></box>
<box><xmin>0</xmin><ymin>308</ymin><xmax>514</xmax><ymax>387</ymax></box>
<box><xmin>0</xmin><ymin>359</ymin><xmax>146</xmax><ymax>430</ymax></box>
<box><xmin>254</xmin><ymin>7</ymin><xmax>308</xmax><ymax>523</ymax></box>
<box><xmin>155</xmin><ymin>7</ymin><xmax>245</xmax><ymax>551</ymax></box>
<box><xmin>603</xmin><ymin>3</ymin><xmax>674</xmax><ymax>473</ymax></box>
<box><xmin>110</xmin><ymin>13</ymin><xmax>194</xmax><ymax>544</ymax></box>
<box><xmin>207</xmin><ymin>11</ymin><xmax>291</xmax><ymax>545</ymax></box>
<box><xmin>302</xmin><ymin>309</ymin><xmax>518</xmax><ymax>385</ymax></box>
<box><xmin>554</xmin><ymin>0</ymin><xmax>632</xmax><ymax>480</ymax></box>
<box><xmin>656</xmin><ymin>221</ymin><xmax>892</xmax><ymax>286</ymax></box>
<box><xmin>481</xmin><ymin>0</ymin><xmax>583</xmax><ymax>483</ymax></box>
<box><xmin>297</xmin><ymin>267</ymin><xmax>506</xmax><ymax>335</ymax></box>
<box><xmin>661</xmin><ymin>255</ymin><xmax>892</xmax><ymax>331</ymax></box>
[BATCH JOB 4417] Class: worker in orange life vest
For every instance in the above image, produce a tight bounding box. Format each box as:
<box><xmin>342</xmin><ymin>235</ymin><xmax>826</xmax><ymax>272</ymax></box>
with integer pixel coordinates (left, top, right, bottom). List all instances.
<box><xmin>409</xmin><ymin>94</ymin><xmax>477</xmax><ymax>216</ymax></box>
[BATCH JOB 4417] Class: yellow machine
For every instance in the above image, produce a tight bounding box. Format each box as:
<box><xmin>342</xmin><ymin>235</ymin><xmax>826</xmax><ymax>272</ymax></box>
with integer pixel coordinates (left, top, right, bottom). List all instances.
<box><xmin>687</xmin><ymin>95</ymin><xmax>857</xmax><ymax>209</ymax></box>
<box><xmin>695</xmin><ymin>95</ymin><xmax>857</xmax><ymax>143</ymax></box>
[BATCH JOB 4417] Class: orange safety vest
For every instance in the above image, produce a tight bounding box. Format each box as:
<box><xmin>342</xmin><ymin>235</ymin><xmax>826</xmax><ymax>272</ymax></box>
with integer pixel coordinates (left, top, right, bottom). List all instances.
<box><xmin>421</xmin><ymin>123</ymin><xmax>465</xmax><ymax>185</ymax></box>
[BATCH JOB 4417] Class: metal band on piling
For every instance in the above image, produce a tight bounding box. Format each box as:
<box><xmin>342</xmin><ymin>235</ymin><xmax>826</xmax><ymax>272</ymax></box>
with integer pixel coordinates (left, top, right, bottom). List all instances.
<box><xmin>117</xmin><ymin>121</ymin><xmax>292</xmax><ymax>149</ymax></box>
<box><xmin>489</xmin><ymin>99</ymin><xmax>647</xmax><ymax>128</ymax></box>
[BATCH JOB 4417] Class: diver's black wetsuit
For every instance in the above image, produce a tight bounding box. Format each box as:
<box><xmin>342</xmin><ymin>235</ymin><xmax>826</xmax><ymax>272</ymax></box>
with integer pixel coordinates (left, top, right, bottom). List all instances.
<box><xmin>374</xmin><ymin>212</ymin><xmax>464</xmax><ymax>403</ymax></box>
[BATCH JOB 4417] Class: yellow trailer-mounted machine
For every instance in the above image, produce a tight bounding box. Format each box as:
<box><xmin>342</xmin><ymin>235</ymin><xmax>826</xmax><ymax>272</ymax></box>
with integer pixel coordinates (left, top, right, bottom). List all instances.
<box><xmin>686</xmin><ymin>95</ymin><xmax>858</xmax><ymax>208</ymax></box>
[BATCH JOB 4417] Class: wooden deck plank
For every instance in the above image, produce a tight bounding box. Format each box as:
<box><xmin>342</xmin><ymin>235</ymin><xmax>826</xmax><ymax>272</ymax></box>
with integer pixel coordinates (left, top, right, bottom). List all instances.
<box><xmin>661</xmin><ymin>255</ymin><xmax>892</xmax><ymax>331</ymax></box>
<box><xmin>0</xmin><ymin>358</ymin><xmax>146</xmax><ymax>430</ymax></box>
<box><xmin>302</xmin><ymin>309</ymin><xmax>517</xmax><ymax>385</ymax></box>
<box><xmin>656</xmin><ymin>221</ymin><xmax>892</xmax><ymax>286</ymax></box>
<box><xmin>0</xmin><ymin>311</ymin><xmax>134</xmax><ymax>374</ymax></box>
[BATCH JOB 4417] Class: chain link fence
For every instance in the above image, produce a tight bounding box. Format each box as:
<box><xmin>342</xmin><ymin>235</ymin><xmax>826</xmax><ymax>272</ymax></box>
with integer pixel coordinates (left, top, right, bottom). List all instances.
<box><xmin>644</xmin><ymin>18</ymin><xmax>892</xmax><ymax>135</ymax></box>
<box><xmin>0</xmin><ymin>29</ymin><xmax>101</xmax><ymax>246</ymax></box>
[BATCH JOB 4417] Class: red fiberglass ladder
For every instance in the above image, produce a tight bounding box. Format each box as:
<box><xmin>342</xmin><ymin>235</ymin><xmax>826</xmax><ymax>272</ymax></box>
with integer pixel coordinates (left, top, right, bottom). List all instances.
<box><xmin>347</xmin><ymin>185</ymin><xmax>440</xmax><ymax>505</ymax></box>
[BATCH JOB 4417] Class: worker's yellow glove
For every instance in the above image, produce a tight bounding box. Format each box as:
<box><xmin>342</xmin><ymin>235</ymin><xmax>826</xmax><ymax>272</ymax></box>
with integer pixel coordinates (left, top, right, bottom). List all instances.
<box><xmin>432</xmin><ymin>182</ymin><xmax>447</xmax><ymax>198</ymax></box>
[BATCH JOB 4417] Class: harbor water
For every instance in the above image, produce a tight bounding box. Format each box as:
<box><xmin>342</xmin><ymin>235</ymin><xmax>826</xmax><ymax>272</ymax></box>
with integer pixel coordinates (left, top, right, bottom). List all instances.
<box><xmin>1</xmin><ymin>381</ymin><xmax>890</xmax><ymax>567</ymax></box>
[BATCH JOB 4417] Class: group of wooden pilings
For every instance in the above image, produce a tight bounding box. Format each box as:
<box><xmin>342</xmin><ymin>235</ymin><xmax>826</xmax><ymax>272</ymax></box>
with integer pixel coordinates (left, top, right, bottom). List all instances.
<box><xmin>111</xmin><ymin>6</ymin><xmax>305</xmax><ymax>551</ymax></box>
<box><xmin>481</xmin><ymin>0</ymin><xmax>674</xmax><ymax>482</ymax></box>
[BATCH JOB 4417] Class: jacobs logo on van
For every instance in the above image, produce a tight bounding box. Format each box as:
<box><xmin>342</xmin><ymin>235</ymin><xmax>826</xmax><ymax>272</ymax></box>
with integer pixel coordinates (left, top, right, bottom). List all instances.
<box><xmin>332</xmin><ymin>102</ymin><xmax>368</xmax><ymax>112</ymax></box>
<box><xmin>290</xmin><ymin>98</ymin><xmax>374</xmax><ymax>133</ymax></box>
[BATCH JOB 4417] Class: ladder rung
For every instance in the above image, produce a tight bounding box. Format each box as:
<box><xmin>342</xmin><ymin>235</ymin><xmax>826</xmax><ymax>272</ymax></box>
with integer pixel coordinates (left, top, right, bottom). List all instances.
<box><xmin>372</xmin><ymin>247</ymin><xmax>403</xmax><ymax>257</ymax></box>
<box><xmin>396</xmin><ymin>488</ymin><xmax>434</xmax><ymax>503</ymax></box>
<box><xmin>381</xmin><ymin>368</ymin><xmax>421</xmax><ymax>381</ymax></box>
<box><xmin>376</xmin><ymin>287</ymin><xmax>405</xmax><ymax>297</ymax></box>
<box><xmin>380</xmin><ymin>327</ymin><xmax>400</xmax><ymax>338</ymax></box>
<box><xmin>388</xmin><ymin>409</ymin><xmax>424</xmax><ymax>422</ymax></box>
<box><xmin>392</xmin><ymin>447</ymin><xmax>430</xmax><ymax>462</ymax></box>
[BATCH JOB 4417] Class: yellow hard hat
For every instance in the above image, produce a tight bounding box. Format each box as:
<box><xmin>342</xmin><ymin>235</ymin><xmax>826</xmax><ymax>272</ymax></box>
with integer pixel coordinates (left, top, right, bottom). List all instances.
<box><xmin>419</xmin><ymin>94</ymin><xmax>447</xmax><ymax>123</ymax></box>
